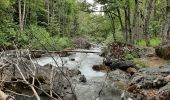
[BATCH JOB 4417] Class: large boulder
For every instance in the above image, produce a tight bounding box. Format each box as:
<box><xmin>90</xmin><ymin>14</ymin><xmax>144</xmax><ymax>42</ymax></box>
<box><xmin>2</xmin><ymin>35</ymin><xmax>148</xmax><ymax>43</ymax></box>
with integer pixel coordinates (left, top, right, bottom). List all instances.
<box><xmin>103</xmin><ymin>42</ymin><xmax>137</xmax><ymax>71</ymax></box>
<box><xmin>155</xmin><ymin>43</ymin><xmax>170</xmax><ymax>59</ymax></box>
<box><xmin>124</xmin><ymin>66</ymin><xmax>170</xmax><ymax>100</ymax></box>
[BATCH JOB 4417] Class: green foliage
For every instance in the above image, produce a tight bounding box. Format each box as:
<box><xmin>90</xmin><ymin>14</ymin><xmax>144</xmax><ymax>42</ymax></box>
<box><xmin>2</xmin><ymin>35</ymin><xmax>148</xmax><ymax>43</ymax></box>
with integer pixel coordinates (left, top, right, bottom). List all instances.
<box><xmin>149</xmin><ymin>37</ymin><xmax>162</xmax><ymax>47</ymax></box>
<box><xmin>56</xmin><ymin>37</ymin><xmax>73</xmax><ymax>50</ymax></box>
<box><xmin>136</xmin><ymin>39</ymin><xmax>147</xmax><ymax>47</ymax></box>
<box><xmin>0</xmin><ymin>0</ymin><xmax>10</xmax><ymax>9</ymax></box>
<box><xmin>0</xmin><ymin>21</ymin><xmax>17</xmax><ymax>47</ymax></box>
<box><xmin>125</xmin><ymin>54</ymin><xmax>134</xmax><ymax>60</ymax></box>
<box><xmin>136</xmin><ymin>37</ymin><xmax>162</xmax><ymax>47</ymax></box>
<box><xmin>27</xmin><ymin>25</ymin><xmax>73</xmax><ymax>50</ymax></box>
<box><xmin>47</xmin><ymin>23</ymin><xmax>60</xmax><ymax>36</ymax></box>
<box><xmin>104</xmin><ymin>32</ymin><xmax>113</xmax><ymax>45</ymax></box>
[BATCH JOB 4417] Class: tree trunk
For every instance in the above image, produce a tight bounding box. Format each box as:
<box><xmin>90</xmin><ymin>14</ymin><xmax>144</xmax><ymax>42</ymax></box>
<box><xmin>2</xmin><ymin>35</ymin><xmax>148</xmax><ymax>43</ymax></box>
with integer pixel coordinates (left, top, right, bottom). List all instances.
<box><xmin>143</xmin><ymin>0</ymin><xmax>155</xmax><ymax>44</ymax></box>
<box><xmin>108</xmin><ymin>12</ymin><xmax>116</xmax><ymax>41</ymax></box>
<box><xmin>18</xmin><ymin>0</ymin><xmax>22</xmax><ymax>32</ymax></box>
<box><xmin>127</xmin><ymin>0</ymin><xmax>132</xmax><ymax>43</ymax></box>
<box><xmin>47</xmin><ymin>0</ymin><xmax>50</xmax><ymax>24</ymax></box>
<box><xmin>18</xmin><ymin>0</ymin><xmax>26</xmax><ymax>32</ymax></box>
<box><xmin>162</xmin><ymin>0</ymin><xmax>170</xmax><ymax>42</ymax></box>
<box><xmin>116</xmin><ymin>7</ymin><xmax>124</xmax><ymax>32</ymax></box>
<box><xmin>124</xmin><ymin>8</ymin><xmax>128</xmax><ymax>42</ymax></box>
<box><xmin>124</xmin><ymin>0</ymin><xmax>132</xmax><ymax>43</ymax></box>
<box><xmin>132</xmin><ymin>0</ymin><xmax>139</xmax><ymax>43</ymax></box>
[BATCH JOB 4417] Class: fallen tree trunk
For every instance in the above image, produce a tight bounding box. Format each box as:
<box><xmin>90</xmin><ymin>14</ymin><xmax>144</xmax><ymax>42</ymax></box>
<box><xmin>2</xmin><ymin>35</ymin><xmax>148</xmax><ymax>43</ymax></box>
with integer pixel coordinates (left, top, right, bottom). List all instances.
<box><xmin>30</xmin><ymin>49</ymin><xmax>101</xmax><ymax>54</ymax></box>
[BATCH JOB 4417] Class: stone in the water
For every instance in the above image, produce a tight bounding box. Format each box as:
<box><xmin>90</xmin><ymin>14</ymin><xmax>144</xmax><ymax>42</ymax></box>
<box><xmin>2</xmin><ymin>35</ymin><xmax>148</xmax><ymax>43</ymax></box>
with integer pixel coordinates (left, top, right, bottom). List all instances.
<box><xmin>92</xmin><ymin>64</ymin><xmax>111</xmax><ymax>72</ymax></box>
<box><xmin>79</xmin><ymin>75</ymin><xmax>86</xmax><ymax>83</ymax></box>
<box><xmin>70</xmin><ymin>58</ymin><xmax>75</xmax><ymax>61</ymax></box>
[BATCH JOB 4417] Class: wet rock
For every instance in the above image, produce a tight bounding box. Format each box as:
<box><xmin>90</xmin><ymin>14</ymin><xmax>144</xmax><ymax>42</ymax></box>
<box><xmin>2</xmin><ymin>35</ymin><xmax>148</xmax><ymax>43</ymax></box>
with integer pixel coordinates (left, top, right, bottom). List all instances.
<box><xmin>155</xmin><ymin>43</ymin><xmax>170</xmax><ymax>59</ymax></box>
<box><xmin>70</xmin><ymin>58</ymin><xmax>75</xmax><ymax>61</ymax></box>
<box><xmin>79</xmin><ymin>75</ymin><xmax>86</xmax><ymax>83</ymax></box>
<box><xmin>109</xmin><ymin>61</ymin><xmax>135</xmax><ymax>71</ymax></box>
<box><xmin>92</xmin><ymin>64</ymin><xmax>111</xmax><ymax>72</ymax></box>
<box><xmin>68</xmin><ymin>69</ymin><xmax>81</xmax><ymax>77</ymax></box>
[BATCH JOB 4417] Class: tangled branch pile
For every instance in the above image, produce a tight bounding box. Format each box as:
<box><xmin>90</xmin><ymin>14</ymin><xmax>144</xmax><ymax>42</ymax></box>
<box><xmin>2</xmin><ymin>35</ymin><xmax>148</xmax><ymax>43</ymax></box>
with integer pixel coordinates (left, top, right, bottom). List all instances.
<box><xmin>0</xmin><ymin>50</ymin><xmax>78</xmax><ymax>100</ymax></box>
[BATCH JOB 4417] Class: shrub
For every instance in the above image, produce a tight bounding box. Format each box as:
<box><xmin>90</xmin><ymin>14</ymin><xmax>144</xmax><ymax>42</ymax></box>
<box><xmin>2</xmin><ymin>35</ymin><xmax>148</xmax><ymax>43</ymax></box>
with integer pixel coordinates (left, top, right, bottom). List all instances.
<box><xmin>104</xmin><ymin>32</ymin><xmax>113</xmax><ymax>45</ymax></box>
<box><xmin>136</xmin><ymin>39</ymin><xmax>147</xmax><ymax>47</ymax></box>
<box><xmin>27</xmin><ymin>25</ymin><xmax>73</xmax><ymax>50</ymax></box>
<box><xmin>56</xmin><ymin>37</ymin><xmax>73</xmax><ymax>50</ymax></box>
<box><xmin>149</xmin><ymin>37</ymin><xmax>162</xmax><ymax>47</ymax></box>
<box><xmin>125</xmin><ymin>54</ymin><xmax>134</xmax><ymax>60</ymax></box>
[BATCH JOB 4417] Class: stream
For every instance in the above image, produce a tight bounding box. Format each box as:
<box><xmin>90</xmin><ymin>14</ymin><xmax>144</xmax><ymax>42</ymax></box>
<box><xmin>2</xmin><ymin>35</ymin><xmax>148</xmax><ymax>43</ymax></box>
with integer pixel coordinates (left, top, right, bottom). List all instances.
<box><xmin>33</xmin><ymin>46</ymin><xmax>122</xmax><ymax>100</ymax></box>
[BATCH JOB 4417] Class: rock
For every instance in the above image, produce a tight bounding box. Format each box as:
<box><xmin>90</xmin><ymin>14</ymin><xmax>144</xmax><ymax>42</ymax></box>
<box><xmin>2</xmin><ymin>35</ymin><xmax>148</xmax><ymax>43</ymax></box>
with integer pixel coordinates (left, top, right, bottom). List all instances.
<box><xmin>155</xmin><ymin>43</ymin><xmax>170</xmax><ymax>59</ymax></box>
<box><xmin>70</xmin><ymin>58</ymin><xmax>75</xmax><ymax>61</ymax></box>
<box><xmin>138</xmin><ymin>47</ymin><xmax>155</xmax><ymax>58</ymax></box>
<box><xmin>108</xmin><ymin>69</ymin><xmax>131</xmax><ymax>83</ymax></box>
<box><xmin>63</xmin><ymin>94</ymin><xmax>76</xmax><ymax>100</ymax></box>
<box><xmin>92</xmin><ymin>64</ymin><xmax>111</xmax><ymax>72</ymax></box>
<box><xmin>103</xmin><ymin>42</ymin><xmax>133</xmax><ymax>64</ymax></box>
<box><xmin>0</xmin><ymin>58</ymin><xmax>81</xmax><ymax>100</ymax></box>
<box><xmin>159</xmin><ymin>82</ymin><xmax>170</xmax><ymax>100</ymax></box>
<box><xmin>110</xmin><ymin>61</ymin><xmax>135</xmax><ymax>71</ymax></box>
<box><xmin>79</xmin><ymin>75</ymin><xmax>86</xmax><ymax>83</ymax></box>
<box><xmin>125</xmin><ymin>66</ymin><xmax>170</xmax><ymax>100</ymax></box>
<box><xmin>68</xmin><ymin>69</ymin><xmax>81</xmax><ymax>77</ymax></box>
<box><xmin>164</xmin><ymin>75</ymin><xmax>170</xmax><ymax>81</ymax></box>
<box><xmin>126</xmin><ymin>67</ymin><xmax>137</xmax><ymax>75</ymax></box>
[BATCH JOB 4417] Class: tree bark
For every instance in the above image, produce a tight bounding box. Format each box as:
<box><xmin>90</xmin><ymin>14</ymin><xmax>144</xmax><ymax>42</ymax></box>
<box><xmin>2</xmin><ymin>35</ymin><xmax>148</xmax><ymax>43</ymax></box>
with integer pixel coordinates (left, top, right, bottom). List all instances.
<box><xmin>116</xmin><ymin>7</ymin><xmax>124</xmax><ymax>32</ymax></box>
<box><xmin>18</xmin><ymin>0</ymin><xmax>26</xmax><ymax>32</ymax></box>
<box><xmin>132</xmin><ymin>0</ymin><xmax>139</xmax><ymax>43</ymax></box>
<box><xmin>127</xmin><ymin>0</ymin><xmax>132</xmax><ymax>42</ymax></box>
<box><xmin>143</xmin><ymin>0</ymin><xmax>155</xmax><ymax>44</ymax></box>
<box><xmin>47</xmin><ymin>0</ymin><xmax>50</xmax><ymax>24</ymax></box>
<box><xmin>124</xmin><ymin>8</ymin><xmax>128</xmax><ymax>42</ymax></box>
<box><xmin>108</xmin><ymin>12</ymin><xmax>116</xmax><ymax>41</ymax></box>
<box><xmin>18</xmin><ymin>0</ymin><xmax>22</xmax><ymax>31</ymax></box>
<box><xmin>162</xmin><ymin>0</ymin><xmax>170</xmax><ymax>42</ymax></box>
<box><xmin>124</xmin><ymin>0</ymin><xmax>132</xmax><ymax>43</ymax></box>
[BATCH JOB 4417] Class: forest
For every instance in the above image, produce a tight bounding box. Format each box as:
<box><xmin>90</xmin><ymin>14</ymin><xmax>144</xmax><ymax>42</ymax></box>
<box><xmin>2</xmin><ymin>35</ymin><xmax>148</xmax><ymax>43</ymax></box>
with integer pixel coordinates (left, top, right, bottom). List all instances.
<box><xmin>0</xmin><ymin>0</ymin><xmax>170</xmax><ymax>100</ymax></box>
<box><xmin>0</xmin><ymin>0</ymin><xmax>169</xmax><ymax>50</ymax></box>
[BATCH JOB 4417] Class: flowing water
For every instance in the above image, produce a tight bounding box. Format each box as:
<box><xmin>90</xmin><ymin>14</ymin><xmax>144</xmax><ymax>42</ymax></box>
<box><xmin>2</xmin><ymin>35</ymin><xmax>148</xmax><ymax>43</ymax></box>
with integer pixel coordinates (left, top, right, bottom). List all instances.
<box><xmin>33</xmin><ymin>47</ymin><xmax>105</xmax><ymax>79</ymax></box>
<box><xmin>33</xmin><ymin>46</ymin><xmax>122</xmax><ymax>100</ymax></box>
